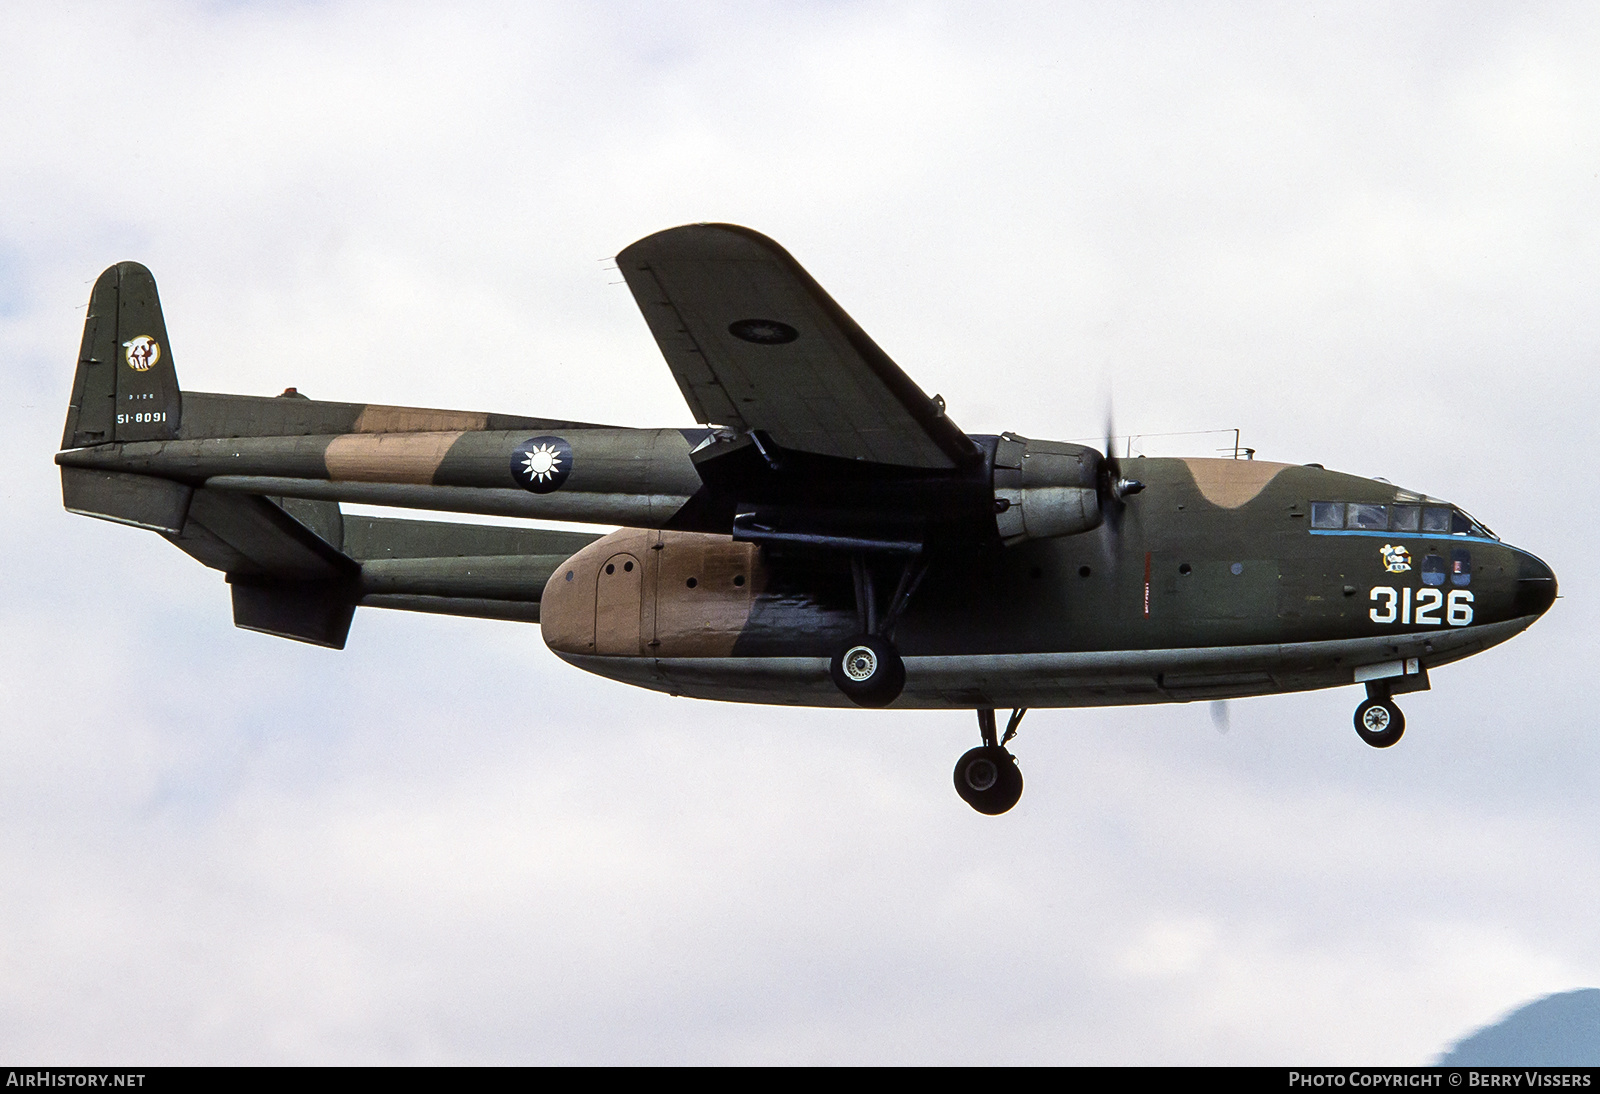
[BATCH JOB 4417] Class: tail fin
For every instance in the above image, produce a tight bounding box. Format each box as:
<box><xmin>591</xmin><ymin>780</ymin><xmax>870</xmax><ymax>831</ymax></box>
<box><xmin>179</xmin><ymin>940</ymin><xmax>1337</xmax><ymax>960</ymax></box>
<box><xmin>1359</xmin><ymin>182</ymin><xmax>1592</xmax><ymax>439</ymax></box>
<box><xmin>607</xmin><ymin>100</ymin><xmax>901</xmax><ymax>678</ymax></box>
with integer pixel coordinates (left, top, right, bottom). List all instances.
<box><xmin>62</xmin><ymin>262</ymin><xmax>182</xmax><ymax>449</ymax></box>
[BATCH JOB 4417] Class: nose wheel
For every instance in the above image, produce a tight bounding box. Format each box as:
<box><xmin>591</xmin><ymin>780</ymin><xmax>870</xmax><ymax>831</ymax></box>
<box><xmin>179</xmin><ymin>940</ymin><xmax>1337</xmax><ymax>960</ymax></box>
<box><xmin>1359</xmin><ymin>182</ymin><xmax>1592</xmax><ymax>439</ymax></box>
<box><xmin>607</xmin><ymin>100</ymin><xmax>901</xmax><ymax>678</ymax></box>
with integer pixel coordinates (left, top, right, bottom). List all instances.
<box><xmin>954</xmin><ymin>708</ymin><xmax>1026</xmax><ymax>814</ymax></box>
<box><xmin>1354</xmin><ymin>697</ymin><xmax>1405</xmax><ymax>748</ymax></box>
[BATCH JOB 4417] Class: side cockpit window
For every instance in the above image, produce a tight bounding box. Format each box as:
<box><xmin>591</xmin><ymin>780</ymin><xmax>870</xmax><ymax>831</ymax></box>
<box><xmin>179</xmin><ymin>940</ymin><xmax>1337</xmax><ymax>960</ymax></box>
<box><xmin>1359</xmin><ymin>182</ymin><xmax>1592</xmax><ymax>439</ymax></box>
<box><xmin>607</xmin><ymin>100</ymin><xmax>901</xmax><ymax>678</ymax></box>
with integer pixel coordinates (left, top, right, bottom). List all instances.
<box><xmin>1423</xmin><ymin>507</ymin><xmax>1452</xmax><ymax>533</ymax></box>
<box><xmin>1347</xmin><ymin>503</ymin><xmax>1387</xmax><ymax>530</ymax></box>
<box><xmin>1311</xmin><ymin>502</ymin><xmax>1344</xmax><ymax>529</ymax></box>
<box><xmin>1390</xmin><ymin>505</ymin><xmax>1420</xmax><ymax>532</ymax></box>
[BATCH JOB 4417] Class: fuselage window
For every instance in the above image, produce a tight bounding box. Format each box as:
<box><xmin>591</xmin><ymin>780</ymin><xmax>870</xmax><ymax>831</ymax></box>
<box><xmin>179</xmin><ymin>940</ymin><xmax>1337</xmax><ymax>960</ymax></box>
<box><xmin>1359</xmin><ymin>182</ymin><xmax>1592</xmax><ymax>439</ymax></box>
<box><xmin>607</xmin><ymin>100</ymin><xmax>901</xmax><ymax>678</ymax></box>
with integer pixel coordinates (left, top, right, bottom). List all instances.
<box><xmin>1311</xmin><ymin>502</ymin><xmax>1344</xmax><ymax>529</ymax></box>
<box><xmin>1422</xmin><ymin>553</ymin><xmax>1447</xmax><ymax>587</ymax></box>
<box><xmin>1348</xmin><ymin>503</ymin><xmax>1387</xmax><ymax>530</ymax></box>
<box><xmin>1451</xmin><ymin>548</ymin><xmax>1472</xmax><ymax>586</ymax></box>
<box><xmin>1390</xmin><ymin>505</ymin><xmax>1420</xmax><ymax>532</ymax></box>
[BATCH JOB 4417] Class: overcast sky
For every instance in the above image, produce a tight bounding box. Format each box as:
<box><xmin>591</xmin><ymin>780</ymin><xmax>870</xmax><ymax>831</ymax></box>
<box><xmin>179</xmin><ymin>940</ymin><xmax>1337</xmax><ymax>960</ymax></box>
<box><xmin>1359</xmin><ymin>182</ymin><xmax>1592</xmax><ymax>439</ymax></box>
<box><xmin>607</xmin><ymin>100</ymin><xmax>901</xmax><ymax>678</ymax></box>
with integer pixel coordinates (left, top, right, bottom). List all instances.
<box><xmin>2</xmin><ymin>0</ymin><xmax>1597</xmax><ymax>1064</ymax></box>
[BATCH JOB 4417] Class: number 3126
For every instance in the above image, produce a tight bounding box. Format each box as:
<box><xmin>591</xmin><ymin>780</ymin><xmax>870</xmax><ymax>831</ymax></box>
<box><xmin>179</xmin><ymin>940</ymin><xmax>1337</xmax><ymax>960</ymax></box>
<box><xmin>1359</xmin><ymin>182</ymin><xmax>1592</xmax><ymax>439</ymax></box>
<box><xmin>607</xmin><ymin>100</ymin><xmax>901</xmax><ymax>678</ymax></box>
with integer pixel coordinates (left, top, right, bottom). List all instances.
<box><xmin>1370</xmin><ymin>586</ymin><xmax>1473</xmax><ymax>626</ymax></box>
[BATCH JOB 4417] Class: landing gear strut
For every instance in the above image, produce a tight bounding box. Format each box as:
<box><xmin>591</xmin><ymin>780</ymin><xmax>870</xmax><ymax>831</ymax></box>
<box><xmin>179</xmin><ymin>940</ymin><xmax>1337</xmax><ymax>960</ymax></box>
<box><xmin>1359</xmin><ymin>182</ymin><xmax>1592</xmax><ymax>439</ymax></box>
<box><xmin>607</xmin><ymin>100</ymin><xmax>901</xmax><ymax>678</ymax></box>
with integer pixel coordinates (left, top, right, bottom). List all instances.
<box><xmin>830</xmin><ymin>555</ymin><xmax>925</xmax><ymax>708</ymax></box>
<box><xmin>954</xmin><ymin>708</ymin><xmax>1025</xmax><ymax>814</ymax></box>
<box><xmin>1354</xmin><ymin>682</ymin><xmax>1405</xmax><ymax>748</ymax></box>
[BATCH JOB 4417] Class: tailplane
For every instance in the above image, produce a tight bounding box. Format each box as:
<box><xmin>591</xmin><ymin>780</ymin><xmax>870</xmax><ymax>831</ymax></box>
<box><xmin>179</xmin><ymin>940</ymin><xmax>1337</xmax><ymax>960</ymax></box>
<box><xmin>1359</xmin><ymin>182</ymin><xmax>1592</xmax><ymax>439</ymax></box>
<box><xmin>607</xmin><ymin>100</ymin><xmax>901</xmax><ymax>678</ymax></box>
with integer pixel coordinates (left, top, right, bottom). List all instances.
<box><xmin>62</xmin><ymin>262</ymin><xmax>182</xmax><ymax>449</ymax></box>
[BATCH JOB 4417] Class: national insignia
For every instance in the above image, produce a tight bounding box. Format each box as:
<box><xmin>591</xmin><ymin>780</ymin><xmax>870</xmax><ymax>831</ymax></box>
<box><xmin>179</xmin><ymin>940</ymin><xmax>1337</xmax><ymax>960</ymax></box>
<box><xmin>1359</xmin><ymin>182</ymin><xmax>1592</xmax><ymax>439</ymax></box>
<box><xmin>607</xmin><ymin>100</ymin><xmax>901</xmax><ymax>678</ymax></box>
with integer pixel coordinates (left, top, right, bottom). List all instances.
<box><xmin>728</xmin><ymin>318</ymin><xmax>799</xmax><ymax>345</ymax></box>
<box><xmin>509</xmin><ymin>436</ymin><xmax>574</xmax><ymax>494</ymax></box>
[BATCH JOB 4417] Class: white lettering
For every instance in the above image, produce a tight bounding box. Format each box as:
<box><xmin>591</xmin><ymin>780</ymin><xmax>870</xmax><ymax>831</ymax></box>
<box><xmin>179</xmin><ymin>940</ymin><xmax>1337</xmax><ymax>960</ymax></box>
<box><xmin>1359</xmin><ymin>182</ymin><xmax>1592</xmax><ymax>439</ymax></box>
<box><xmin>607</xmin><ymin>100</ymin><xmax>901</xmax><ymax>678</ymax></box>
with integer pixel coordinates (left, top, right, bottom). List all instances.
<box><xmin>1415</xmin><ymin>588</ymin><xmax>1443</xmax><ymax>625</ymax></box>
<box><xmin>1370</xmin><ymin>587</ymin><xmax>1398</xmax><ymax>624</ymax></box>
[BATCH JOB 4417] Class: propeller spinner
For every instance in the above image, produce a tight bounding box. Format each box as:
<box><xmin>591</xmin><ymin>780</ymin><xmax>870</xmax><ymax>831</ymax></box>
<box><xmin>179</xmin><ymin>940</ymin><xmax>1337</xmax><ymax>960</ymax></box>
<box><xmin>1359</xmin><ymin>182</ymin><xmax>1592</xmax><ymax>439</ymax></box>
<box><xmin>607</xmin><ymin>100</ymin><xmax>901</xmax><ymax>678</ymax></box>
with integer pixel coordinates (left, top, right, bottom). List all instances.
<box><xmin>1098</xmin><ymin>413</ymin><xmax>1145</xmax><ymax>537</ymax></box>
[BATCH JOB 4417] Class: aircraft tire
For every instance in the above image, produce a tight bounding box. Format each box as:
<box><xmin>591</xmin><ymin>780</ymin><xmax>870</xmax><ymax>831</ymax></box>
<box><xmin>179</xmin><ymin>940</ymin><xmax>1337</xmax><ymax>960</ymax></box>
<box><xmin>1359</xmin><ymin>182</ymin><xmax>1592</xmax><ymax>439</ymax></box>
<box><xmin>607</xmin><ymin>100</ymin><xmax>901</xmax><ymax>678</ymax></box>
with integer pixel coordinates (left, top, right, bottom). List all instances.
<box><xmin>1354</xmin><ymin>698</ymin><xmax>1405</xmax><ymax>748</ymax></box>
<box><xmin>953</xmin><ymin>746</ymin><xmax>1024</xmax><ymax>814</ymax></box>
<box><xmin>830</xmin><ymin>634</ymin><xmax>905</xmax><ymax>707</ymax></box>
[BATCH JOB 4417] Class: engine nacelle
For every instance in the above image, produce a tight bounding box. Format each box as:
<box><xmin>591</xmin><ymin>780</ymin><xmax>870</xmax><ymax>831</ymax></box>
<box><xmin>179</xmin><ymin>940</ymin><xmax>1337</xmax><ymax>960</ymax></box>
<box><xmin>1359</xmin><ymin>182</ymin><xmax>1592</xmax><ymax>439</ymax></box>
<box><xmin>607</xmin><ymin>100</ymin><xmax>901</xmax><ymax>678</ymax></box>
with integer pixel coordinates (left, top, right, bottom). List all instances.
<box><xmin>992</xmin><ymin>433</ymin><xmax>1102</xmax><ymax>545</ymax></box>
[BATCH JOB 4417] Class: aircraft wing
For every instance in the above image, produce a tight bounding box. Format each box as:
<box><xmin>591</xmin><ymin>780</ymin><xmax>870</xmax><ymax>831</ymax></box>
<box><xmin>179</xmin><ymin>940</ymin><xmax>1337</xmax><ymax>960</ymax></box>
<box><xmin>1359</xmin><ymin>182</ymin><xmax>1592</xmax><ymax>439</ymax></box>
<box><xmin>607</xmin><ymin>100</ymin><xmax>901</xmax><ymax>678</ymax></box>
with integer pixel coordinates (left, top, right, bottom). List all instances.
<box><xmin>617</xmin><ymin>224</ymin><xmax>978</xmax><ymax>470</ymax></box>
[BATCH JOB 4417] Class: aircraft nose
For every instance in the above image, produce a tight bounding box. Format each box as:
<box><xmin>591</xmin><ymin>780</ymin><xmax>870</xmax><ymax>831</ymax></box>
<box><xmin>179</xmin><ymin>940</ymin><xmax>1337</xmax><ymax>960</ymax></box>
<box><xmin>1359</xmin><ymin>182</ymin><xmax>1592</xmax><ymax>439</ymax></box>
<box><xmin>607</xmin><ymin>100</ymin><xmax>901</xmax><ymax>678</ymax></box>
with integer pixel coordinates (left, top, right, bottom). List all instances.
<box><xmin>1511</xmin><ymin>550</ymin><xmax>1558</xmax><ymax>618</ymax></box>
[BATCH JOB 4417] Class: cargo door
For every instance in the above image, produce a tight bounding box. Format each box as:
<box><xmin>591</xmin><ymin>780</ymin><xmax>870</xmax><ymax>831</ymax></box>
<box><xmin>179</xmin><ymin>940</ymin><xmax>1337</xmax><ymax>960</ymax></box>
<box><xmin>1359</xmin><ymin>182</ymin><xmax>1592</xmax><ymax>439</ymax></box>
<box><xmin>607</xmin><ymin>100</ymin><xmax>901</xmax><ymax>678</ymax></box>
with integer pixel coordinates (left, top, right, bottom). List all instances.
<box><xmin>595</xmin><ymin>552</ymin><xmax>644</xmax><ymax>655</ymax></box>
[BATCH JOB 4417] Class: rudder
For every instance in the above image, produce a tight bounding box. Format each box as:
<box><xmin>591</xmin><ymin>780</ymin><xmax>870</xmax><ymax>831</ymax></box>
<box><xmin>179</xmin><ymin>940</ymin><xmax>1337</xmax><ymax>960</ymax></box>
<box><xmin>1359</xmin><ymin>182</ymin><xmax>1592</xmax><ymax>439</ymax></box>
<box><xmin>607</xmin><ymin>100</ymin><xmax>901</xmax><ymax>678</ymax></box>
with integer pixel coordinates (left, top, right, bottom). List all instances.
<box><xmin>62</xmin><ymin>262</ymin><xmax>182</xmax><ymax>449</ymax></box>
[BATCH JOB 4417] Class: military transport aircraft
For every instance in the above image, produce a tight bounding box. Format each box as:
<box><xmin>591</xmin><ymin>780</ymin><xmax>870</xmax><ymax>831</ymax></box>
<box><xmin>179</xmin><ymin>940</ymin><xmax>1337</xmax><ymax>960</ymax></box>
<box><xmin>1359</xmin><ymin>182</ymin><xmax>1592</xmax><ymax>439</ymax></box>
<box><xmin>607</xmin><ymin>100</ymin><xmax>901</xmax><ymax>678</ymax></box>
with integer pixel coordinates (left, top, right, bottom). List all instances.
<box><xmin>56</xmin><ymin>224</ymin><xmax>1558</xmax><ymax>814</ymax></box>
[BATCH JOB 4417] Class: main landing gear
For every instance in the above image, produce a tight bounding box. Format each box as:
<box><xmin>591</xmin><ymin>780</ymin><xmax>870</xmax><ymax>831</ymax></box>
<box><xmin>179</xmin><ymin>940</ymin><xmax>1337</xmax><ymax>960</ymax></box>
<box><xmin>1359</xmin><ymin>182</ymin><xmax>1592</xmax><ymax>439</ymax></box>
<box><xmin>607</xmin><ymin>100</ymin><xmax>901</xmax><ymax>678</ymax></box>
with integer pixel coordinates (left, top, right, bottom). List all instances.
<box><xmin>831</xmin><ymin>634</ymin><xmax>904</xmax><ymax>707</ymax></box>
<box><xmin>954</xmin><ymin>708</ymin><xmax>1026</xmax><ymax>815</ymax></box>
<box><xmin>1354</xmin><ymin>681</ymin><xmax>1406</xmax><ymax>749</ymax></box>
<box><xmin>830</xmin><ymin>555</ymin><xmax>926</xmax><ymax>708</ymax></box>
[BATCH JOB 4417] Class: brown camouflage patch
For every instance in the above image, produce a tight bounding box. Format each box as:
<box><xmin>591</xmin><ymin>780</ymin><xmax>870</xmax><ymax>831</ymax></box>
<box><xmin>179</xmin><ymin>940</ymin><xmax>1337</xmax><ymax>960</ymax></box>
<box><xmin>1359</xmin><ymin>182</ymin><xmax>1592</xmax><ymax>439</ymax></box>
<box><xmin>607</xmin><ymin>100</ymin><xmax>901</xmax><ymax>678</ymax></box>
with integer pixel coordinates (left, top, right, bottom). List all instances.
<box><xmin>540</xmin><ymin>529</ymin><xmax>764</xmax><ymax>658</ymax></box>
<box><xmin>595</xmin><ymin>542</ymin><xmax>648</xmax><ymax>655</ymax></box>
<box><xmin>539</xmin><ymin>542</ymin><xmax>601</xmax><ymax>654</ymax></box>
<box><xmin>351</xmin><ymin>404</ymin><xmax>490</xmax><ymax>433</ymax></box>
<box><xmin>650</xmin><ymin>531</ymin><xmax>762</xmax><ymax>657</ymax></box>
<box><xmin>1181</xmin><ymin>458</ymin><xmax>1291</xmax><ymax>509</ymax></box>
<box><xmin>325</xmin><ymin>431</ymin><xmax>466</xmax><ymax>483</ymax></box>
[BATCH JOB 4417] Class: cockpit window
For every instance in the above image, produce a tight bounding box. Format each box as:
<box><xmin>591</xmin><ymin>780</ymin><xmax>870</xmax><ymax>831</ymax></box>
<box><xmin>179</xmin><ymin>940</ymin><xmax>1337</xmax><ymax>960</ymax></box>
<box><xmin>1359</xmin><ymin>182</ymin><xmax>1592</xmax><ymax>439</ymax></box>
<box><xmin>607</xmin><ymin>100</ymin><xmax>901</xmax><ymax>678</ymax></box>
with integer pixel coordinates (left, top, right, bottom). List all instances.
<box><xmin>1347</xmin><ymin>503</ymin><xmax>1387</xmax><ymax>530</ymax></box>
<box><xmin>1453</xmin><ymin>509</ymin><xmax>1497</xmax><ymax>539</ymax></box>
<box><xmin>1308</xmin><ymin>500</ymin><xmax>1498</xmax><ymax>540</ymax></box>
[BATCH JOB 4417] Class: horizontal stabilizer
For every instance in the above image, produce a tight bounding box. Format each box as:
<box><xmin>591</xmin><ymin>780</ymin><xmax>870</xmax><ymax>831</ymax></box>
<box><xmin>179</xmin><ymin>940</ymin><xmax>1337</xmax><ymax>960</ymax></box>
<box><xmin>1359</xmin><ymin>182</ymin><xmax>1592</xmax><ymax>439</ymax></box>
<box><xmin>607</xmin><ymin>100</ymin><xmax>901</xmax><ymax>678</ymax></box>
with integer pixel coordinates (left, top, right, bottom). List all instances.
<box><xmin>167</xmin><ymin>488</ymin><xmax>356</xmax><ymax>581</ymax></box>
<box><xmin>61</xmin><ymin>467</ymin><xmax>191</xmax><ymax>533</ymax></box>
<box><xmin>63</xmin><ymin>464</ymin><xmax>602</xmax><ymax>645</ymax></box>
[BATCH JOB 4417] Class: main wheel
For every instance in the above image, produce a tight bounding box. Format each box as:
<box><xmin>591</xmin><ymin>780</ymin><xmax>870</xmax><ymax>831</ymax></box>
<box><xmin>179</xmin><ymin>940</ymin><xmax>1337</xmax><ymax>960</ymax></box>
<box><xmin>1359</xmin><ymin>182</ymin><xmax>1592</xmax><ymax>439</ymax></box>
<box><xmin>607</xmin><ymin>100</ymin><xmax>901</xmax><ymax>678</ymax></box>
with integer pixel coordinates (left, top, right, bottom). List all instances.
<box><xmin>1354</xmin><ymin>698</ymin><xmax>1405</xmax><ymax>748</ymax></box>
<box><xmin>830</xmin><ymin>634</ymin><xmax>905</xmax><ymax>707</ymax></box>
<box><xmin>953</xmin><ymin>746</ymin><xmax>1024</xmax><ymax>814</ymax></box>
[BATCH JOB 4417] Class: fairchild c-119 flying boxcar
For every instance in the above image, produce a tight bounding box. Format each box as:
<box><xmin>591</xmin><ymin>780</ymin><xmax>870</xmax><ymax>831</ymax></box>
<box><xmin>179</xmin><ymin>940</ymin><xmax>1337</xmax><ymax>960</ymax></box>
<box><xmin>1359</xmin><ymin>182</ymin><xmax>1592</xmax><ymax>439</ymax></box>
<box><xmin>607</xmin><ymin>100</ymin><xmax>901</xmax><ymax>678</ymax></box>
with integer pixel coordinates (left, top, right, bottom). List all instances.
<box><xmin>56</xmin><ymin>224</ymin><xmax>1558</xmax><ymax>814</ymax></box>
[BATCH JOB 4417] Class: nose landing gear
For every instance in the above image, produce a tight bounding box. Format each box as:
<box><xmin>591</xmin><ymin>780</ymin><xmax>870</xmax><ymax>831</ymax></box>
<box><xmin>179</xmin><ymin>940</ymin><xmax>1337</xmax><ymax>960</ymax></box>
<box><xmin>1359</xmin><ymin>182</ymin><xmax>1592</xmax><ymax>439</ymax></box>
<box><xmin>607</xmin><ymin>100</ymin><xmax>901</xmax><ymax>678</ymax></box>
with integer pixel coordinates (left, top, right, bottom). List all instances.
<box><xmin>1354</xmin><ymin>681</ymin><xmax>1405</xmax><ymax>748</ymax></box>
<box><xmin>954</xmin><ymin>708</ymin><xmax>1026</xmax><ymax>814</ymax></box>
<box><xmin>1354</xmin><ymin>697</ymin><xmax>1405</xmax><ymax>748</ymax></box>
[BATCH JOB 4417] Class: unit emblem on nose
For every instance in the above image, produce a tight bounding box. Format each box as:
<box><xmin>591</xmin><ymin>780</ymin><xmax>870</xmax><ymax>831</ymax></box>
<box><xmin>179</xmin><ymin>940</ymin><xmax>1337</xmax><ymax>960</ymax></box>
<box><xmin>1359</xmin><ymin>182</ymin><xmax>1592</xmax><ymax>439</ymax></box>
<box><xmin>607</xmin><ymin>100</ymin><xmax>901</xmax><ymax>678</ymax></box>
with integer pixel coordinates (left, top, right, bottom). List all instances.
<box><xmin>1379</xmin><ymin>544</ymin><xmax>1411</xmax><ymax>573</ymax></box>
<box><xmin>510</xmin><ymin>436</ymin><xmax>573</xmax><ymax>493</ymax></box>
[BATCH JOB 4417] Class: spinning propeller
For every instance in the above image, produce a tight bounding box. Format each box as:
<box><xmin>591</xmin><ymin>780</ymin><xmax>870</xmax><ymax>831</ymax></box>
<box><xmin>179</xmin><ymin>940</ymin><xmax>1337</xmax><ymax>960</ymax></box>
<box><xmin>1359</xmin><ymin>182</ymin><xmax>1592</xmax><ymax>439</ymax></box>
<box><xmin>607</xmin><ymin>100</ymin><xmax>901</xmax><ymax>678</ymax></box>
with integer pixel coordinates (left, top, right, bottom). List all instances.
<box><xmin>1097</xmin><ymin>409</ymin><xmax>1146</xmax><ymax>540</ymax></box>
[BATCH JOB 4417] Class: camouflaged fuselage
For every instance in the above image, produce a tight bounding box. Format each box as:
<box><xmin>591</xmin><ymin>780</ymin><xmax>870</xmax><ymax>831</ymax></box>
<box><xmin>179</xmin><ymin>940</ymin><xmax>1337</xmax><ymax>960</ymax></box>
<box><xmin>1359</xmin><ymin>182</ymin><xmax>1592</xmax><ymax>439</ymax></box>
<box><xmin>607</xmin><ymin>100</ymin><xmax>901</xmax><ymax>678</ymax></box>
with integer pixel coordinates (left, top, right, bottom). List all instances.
<box><xmin>539</xmin><ymin>457</ymin><xmax>1555</xmax><ymax>709</ymax></box>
